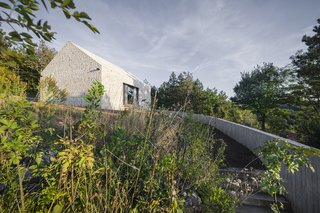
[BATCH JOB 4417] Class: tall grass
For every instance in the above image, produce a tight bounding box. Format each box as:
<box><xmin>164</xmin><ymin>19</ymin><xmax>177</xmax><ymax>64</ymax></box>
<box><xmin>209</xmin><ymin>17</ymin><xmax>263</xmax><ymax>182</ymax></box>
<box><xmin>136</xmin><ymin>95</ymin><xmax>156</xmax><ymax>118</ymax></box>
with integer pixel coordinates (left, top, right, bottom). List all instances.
<box><xmin>0</xmin><ymin>80</ymin><xmax>238</xmax><ymax>212</ymax></box>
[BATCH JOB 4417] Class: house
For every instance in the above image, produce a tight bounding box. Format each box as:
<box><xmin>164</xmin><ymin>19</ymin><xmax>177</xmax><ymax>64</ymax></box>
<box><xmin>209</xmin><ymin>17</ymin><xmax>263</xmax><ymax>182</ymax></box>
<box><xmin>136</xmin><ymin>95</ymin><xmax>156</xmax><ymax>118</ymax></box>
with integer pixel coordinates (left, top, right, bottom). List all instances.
<box><xmin>41</xmin><ymin>42</ymin><xmax>151</xmax><ymax>110</ymax></box>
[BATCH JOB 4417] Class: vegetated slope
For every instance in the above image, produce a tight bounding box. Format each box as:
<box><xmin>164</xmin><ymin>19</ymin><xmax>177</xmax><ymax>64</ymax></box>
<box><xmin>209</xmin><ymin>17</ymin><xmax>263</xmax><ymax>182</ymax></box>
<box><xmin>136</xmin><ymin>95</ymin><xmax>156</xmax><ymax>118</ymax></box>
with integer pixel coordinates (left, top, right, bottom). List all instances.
<box><xmin>213</xmin><ymin>129</ymin><xmax>265</xmax><ymax>170</ymax></box>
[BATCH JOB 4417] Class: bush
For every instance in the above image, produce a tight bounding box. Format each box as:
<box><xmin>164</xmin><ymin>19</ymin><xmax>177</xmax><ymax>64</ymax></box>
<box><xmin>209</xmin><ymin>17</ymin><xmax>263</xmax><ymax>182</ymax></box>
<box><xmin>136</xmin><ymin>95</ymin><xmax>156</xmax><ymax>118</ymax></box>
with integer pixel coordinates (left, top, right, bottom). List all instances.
<box><xmin>0</xmin><ymin>80</ymin><xmax>237</xmax><ymax>212</ymax></box>
<box><xmin>0</xmin><ymin>66</ymin><xmax>26</xmax><ymax>99</ymax></box>
<box><xmin>38</xmin><ymin>76</ymin><xmax>67</xmax><ymax>104</ymax></box>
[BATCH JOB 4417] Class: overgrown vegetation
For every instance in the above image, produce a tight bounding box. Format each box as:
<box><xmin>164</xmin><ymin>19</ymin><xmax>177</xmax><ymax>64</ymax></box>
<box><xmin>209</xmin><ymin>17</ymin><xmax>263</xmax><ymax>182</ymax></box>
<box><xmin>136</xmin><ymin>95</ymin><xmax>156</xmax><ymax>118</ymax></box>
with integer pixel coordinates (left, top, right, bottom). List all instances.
<box><xmin>153</xmin><ymin>72</ymin><xmax>259</xmax><ymax>128</ymax></box>
<box><xmin>0</xmin><ymin>76</ymin><xmax>239</xmax><ymax>212</ymax></box>
<box><xmin>38</xmin><ymin>76</ymin><xmax>67</xmax><ymax>104</ymax></box>
<box><xmin>0</xmin><ymin>38</ymin><xmax>57</xmax><ymax>97</ymax></box>
<box><xmin>0</xmin><ymin>2</ymin><xmax>319</xmax><ymax>211</ymax></box>
<box><xmin>259</xmin><ymin>139</ymin><xmax>320</xmax><ymax>212</ymax></box>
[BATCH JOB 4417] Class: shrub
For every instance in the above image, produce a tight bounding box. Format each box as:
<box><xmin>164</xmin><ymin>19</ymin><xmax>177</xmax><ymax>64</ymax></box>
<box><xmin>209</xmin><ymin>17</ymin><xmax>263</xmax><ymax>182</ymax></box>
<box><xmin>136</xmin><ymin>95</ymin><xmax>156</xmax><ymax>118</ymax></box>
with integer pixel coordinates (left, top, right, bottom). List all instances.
<box><xmin>259</xmin><ymin>139</ymin><xmax>320</xmax><ymax>212</ymax></box>
<box><xmin>0</xmin><ymin>80</ymin><xmax>236</xmax><ymax>212</ymax></box>
<box><xmin>38</xmin><ymin>76</ymin><xmax>67</xmax><ymax>104</ymax></box>
<box><xmin>0</xmin><ymin>66</ymin><xmax>26</xmax><ymax>99</ymax></box>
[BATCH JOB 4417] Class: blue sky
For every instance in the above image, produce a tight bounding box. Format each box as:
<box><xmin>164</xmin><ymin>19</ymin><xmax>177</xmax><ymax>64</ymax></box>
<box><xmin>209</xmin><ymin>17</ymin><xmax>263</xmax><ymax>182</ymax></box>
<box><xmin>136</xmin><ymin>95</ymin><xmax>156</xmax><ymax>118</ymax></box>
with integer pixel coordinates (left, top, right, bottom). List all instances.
<box><xmin>34</xmin><ymin>0</ymin><xmax>320</xmax><ymax>97</ymax></box>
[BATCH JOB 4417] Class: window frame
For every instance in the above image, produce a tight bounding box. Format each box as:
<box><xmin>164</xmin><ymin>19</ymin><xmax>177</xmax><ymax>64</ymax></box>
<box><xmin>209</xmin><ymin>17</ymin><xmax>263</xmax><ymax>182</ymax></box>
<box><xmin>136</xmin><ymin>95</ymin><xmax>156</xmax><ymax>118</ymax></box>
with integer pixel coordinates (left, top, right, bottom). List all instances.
<box><xmin>123</xmin><ymin>83</ymin><xmax>139</xmax><ymax>106</ymax></box>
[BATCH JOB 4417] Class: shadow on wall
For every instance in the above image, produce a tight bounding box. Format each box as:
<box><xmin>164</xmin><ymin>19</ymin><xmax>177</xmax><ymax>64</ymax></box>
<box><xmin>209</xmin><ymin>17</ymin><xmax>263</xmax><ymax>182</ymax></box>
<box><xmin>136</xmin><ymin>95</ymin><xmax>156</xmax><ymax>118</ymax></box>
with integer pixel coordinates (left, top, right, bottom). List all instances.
<box><xmin>61</xmin><ymin>79</ymin><xmax>150</xmax><ymax>111</ymax></box>
<box><xmin>101</xmin><ymin>92</ymin><xmax>113</xmax><ymax>110</ymax></box>
<box><xmin>65</xmin><ymin>93</ymin><xmax>87</xmax><ymax>107</ymax></box>
<box><xmin>62</xmin><ymin>93</ymin><xmax>114</xmax><ymax>110</ymax></box>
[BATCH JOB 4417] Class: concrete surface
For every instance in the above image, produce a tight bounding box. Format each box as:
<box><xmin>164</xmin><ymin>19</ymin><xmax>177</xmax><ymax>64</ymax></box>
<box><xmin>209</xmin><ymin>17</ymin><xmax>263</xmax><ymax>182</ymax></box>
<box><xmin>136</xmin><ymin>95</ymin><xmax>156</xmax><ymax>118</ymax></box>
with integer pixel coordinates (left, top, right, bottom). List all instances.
<box><xmin>176</xmin><ymin>112</ymin><xmax>320</xmax><ymax>213</ymax></box>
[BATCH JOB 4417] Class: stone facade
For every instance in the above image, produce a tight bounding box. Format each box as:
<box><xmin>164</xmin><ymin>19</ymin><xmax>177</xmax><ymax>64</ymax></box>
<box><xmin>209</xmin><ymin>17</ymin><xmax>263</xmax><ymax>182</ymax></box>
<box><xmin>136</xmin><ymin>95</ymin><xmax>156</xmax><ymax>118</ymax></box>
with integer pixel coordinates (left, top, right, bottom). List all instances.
<box><xmin>41</xmin><ymin>42</ymin><xmax>151</xmax><ymax>110</ymax></box>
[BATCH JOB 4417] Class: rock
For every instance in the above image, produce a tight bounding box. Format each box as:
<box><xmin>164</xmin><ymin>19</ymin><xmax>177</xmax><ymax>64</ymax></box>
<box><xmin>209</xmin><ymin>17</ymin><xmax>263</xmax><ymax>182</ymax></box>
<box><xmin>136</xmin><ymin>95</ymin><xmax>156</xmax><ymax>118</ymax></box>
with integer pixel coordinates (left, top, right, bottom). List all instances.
<box><xmin>0</xmin><ymin>184</ymin><xmax>8</xmax><ymax>195</ymax></box>
<box><xmin>185</xmin><ymin>192</ymin><xmax>202</xmax><ymax>212</ymax></box>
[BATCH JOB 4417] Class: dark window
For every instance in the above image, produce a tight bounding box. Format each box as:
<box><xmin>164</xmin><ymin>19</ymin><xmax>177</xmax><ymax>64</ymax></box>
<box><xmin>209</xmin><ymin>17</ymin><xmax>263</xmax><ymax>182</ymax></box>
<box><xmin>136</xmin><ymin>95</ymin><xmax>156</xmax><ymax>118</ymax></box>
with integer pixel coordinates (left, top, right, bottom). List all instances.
<box><xmin>123</xmin><ymin>84</ymin><xmax>139</xmax><ymax>105</ymax></box>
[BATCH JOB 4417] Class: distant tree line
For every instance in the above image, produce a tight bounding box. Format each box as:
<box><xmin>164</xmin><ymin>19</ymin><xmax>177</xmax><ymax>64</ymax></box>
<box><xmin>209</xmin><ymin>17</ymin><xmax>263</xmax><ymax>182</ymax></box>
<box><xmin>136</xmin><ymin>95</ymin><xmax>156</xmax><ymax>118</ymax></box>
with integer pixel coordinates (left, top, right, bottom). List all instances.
<box><xmin>152</xmin><ymin>71</ymin><xmax>259</xmax><ymax>128</ymax></box>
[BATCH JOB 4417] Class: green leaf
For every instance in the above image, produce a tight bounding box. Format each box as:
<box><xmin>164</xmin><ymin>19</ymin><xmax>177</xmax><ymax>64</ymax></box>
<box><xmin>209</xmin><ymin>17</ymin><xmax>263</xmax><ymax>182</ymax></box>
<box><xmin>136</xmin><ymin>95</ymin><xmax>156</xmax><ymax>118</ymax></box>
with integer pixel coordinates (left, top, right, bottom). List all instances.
<box><xmin>26</xmin><ymin>47</ymin><xmax>35</xmax><ymax>55</ymax></box>
<box><xmin>82</xmin><ymin>21</ymin><xmax>100</xmax><ymax>34</ymax></box>
<box><xmin>52</xmin><ymin>204</ymin><xmax>63</xmax><ymax>213</ymax></box>
<box><xmin>0</xmin><ymin>2</ymin><xmax>11</xmax><ymax>9</ymax></box>
<box><xmin>29</xmin><ymin>3</ymin><xmax>39</xmax><ymax>11</ymax></box>
<box><xmin>0</xmin><ymin>125</ymin><xmax>8</xmax><ymax>133</ymax></box>
<box><xmin>35</xmin><ymin>152</ymin><xmax>43</xmax><ymax>165</ymax></box>
<box><xmin>24</xmin><ymin>38</ymin><xmax>35</xmax><ymax>45</ymax></box>
<box><xmin>50</xmin><ymin>1</ymin><xmax>57</xmax><ymax>8</ymax></box>
<box><xmin>21</xmin><ymin>32</ymin><xmax>33</xmax><ymax>38</ymax></box>
<box><xmin>21</xmin><ymin>6</ymin><xmax>33</xmax><ymax>15</ymax></box>
<box><xmin>73</xmin><ymin>11</ymin><xmax>79</xmax><ymax>17</ymax></box>
<box><xmin>62</xmin><ymin>0</ymin><xmax>72</xmax><ymax>7</ymax></box>
<box><xmin>9</xmin><ymin>31</ymin><xmax>21</xmax><ymax>40</ymax></box>
<box><xmin>79</xmin><ymin>12</ymin><xmax>91</xmax><ymax>20</ymax></box>
<box><xmin>62</xmin><ymin>8</ymin><xmax>71</xmax><ymax>19</ymax></box>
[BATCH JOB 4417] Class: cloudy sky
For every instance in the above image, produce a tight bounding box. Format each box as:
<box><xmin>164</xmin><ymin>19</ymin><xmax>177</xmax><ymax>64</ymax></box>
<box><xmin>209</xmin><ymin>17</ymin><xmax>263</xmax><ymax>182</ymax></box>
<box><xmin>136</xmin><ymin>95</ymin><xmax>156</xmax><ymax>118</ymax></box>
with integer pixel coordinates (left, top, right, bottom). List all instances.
<box><xmin>35</xmin><ymin>0</ymin><xmax>320</xmax><ymax>97</ymax></box>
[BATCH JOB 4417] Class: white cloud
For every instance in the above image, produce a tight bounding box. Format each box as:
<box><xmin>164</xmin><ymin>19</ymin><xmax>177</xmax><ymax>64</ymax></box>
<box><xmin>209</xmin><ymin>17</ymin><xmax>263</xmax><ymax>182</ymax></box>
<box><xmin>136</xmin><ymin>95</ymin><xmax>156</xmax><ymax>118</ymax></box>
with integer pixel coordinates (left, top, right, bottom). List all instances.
<box><xmin>33</xmin><ymin>0</ymin><xmax>320</xmax><ymax>97</ymax></box>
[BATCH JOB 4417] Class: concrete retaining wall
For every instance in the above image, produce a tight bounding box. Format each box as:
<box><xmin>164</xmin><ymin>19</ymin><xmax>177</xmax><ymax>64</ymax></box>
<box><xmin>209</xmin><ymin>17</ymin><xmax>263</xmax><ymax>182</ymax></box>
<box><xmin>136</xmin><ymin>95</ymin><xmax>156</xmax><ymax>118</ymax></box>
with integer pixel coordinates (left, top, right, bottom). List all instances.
<box><xmin>176</xmin><ymin>112</ymin><xmax>320</xmax><ymax>213</ymax></box>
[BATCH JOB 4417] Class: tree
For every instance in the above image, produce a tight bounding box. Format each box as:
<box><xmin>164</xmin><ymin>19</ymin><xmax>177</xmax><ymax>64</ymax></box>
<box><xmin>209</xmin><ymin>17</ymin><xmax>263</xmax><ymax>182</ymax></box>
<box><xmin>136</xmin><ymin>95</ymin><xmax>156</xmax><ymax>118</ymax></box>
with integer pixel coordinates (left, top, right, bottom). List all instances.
<box><xmin>157</xmin><ymin>72</ymin><xmax>188</xmax><ymax>109</ymax></box>
<box><xmin>0</xmin><ymin>40</ymin><xmax>56</xmax><ymax>96</ymax></box>
<box><xmin>0</xmin><ymin>0</ymin><xmax>99</xmax><ymax>53</ymax></box>
<box><xmin>232</xmin><ymin>63</ymin><xmax>285</xmax><ymax>130</ymax></box>
<box><xmin>155</xmin><ymin>72</ymin><xmax>258</xmax><ymax>126</ymax></box>
<box><xmin>290</xmin><ymin>18</ymin><xmax>320</xmax><ymax>114</ymax></box>
<box><xmin>290</xmin><ymin>18</ymin><xmax>320</xmax><ymax>147</ymax></box>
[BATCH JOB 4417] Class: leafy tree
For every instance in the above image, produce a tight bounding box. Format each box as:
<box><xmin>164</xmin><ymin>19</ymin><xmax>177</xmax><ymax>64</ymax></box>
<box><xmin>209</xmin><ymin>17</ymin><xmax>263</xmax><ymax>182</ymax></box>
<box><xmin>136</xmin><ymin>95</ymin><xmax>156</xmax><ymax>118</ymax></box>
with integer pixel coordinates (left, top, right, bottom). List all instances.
<box><xmin>0</xmin><ymin>40</ymin><xmax>56</xmax><ymax>96</ymax></box>
<box><xmin>156</xmin><ymin>72</ymin><xmax>259</xmax><ymax>127</ymax></box>
<box><xmin>35</xmin><ymin>40</ymin><xmax>57</xmax><ymax>71</ymax></box>
<box><xmin>0</xmin><ymin>0</ymin><xmax>99</xmax><ymax>53</ymax></box>
<box><xmin>157</xmin><ymin>72</ymin><xmax>192</xmax><ymax>109</ymax></box>
<box><xmin>290</xmin><ymin>18</ymin><xmax>320</xmax><ymax>113</ymax></box>
<box><xmin>289</xmin><ymin>18</ymin><xmax>320</xmax><ymax>147</ymax></box>
<box><xmin>232</xmin><ymin>63</ymin><xmax>286</xmax><ymax>130</ymax></box>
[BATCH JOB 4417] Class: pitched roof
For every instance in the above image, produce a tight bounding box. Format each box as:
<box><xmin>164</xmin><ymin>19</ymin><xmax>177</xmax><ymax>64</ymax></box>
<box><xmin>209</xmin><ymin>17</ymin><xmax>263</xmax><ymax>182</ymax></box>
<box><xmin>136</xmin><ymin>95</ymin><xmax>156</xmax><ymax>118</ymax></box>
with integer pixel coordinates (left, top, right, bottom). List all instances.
<box><xmin>67</xmin><ymin>42</ymin><xmax>145</xmax><ymax>83</ymax></box>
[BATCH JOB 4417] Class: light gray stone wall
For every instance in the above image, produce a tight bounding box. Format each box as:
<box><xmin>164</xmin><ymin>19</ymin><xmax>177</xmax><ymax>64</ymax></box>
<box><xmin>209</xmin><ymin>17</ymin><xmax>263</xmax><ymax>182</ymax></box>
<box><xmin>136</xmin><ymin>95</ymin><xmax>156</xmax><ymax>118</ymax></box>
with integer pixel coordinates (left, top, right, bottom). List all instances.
<box><xmin>41</xmin><ymin>42</ymin><xmax>101</xmax><ymax>107</ymax></box>
<box><xmin>101</xmin><ymin>65</ymin><xmax>151</xmax><ymax>110</ymax></box>
<box><xmin>175</xmin><ymin>112</ymin><xmax>320</xmax><ymax>213</ymax></box>
<box><xmin>41</xmin><ymin>42</ymin><xmax>151</xmax><ymax>110</ymax></box>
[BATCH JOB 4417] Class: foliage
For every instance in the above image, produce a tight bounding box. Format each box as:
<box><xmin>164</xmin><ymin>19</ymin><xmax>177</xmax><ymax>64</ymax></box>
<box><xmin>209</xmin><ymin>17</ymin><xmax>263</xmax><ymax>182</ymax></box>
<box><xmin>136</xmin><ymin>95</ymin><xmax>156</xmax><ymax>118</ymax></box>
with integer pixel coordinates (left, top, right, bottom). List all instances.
<box><xmin>0</xmin><ymin>0</ymin><xmax>99</xmax><ymax>53</ymax></box>
<box><xmin>155</xmin><ymin>71</ymin><xmax>259</xmax><ymax>128</ymax></box>
<box><xmin>0</xmin><ymin>86</ymin><xmax>41</xmax><ymax>212</ymax></box>
<box><xmin>79</xmin><ymin>81</ymin><xmax>105</xmax><ymax>144</ymax></box>
<box><xmin>0</xmin><ymin>40</ymin><xmax>57</xmax><ymax>96</ymax></box>
<box><xmin>38</xmin><ymin>75</ymin><xmax>67</xmax><ymax>104</ymax></box>
<box><xmin>83</xmin><ymin>81</ymin><xmax>105</xmax><ymax>112</ymax></box>
<box><xmin>0</xmin><ymin>77</ymin><xmax>238</xmax><ymax>212</ymax></box>
<box><xmin>265</xmin><ymin>107</ymin><xmax>297</xmax><ymax>136</ymax></box>
<box><xmin>290</xmin><ymin>18</ymin><xmax>320</xmax><ymax>114</ymax></box>
<box><xmin>289</xmin><ymin>18</ymin><xmax>320</xmax><ymax>147</ymax></box>
<box><xmin>295</xmin><ymin>111</ymin><xmax>320</xmax><ymax>148</ymax></box>
<box><xmin>0</xmin><ymin>65</ymin><xmax>26</xmax><ymax>98</ymax></box>
<box><xmin>177</xmin><ymin>118</ymin><xmax>237</xmax><ymax>212</ymax></box>
<box><xmin>259</xmin><ymin>139</ymin><xmax>320</xmax><ymax>212</ymax></box>
<box><xmin>233</xmin><ymin>63</ymin><xmax>286</xmax><ymax>130</ymax></box>
<box><xmin>157</xmin><ymin>72</ymin><xmax>193</xmax><ymax>110</ymax></box>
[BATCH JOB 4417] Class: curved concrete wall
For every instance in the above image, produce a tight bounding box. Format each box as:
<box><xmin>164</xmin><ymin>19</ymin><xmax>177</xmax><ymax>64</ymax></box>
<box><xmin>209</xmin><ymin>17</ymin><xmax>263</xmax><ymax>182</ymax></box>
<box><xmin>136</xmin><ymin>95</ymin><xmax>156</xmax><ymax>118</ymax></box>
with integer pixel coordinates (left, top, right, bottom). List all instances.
<box><xmin>176</xmin><ymin>112</ymin><xmax>320</xmax><ymax>213</ymax></box>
